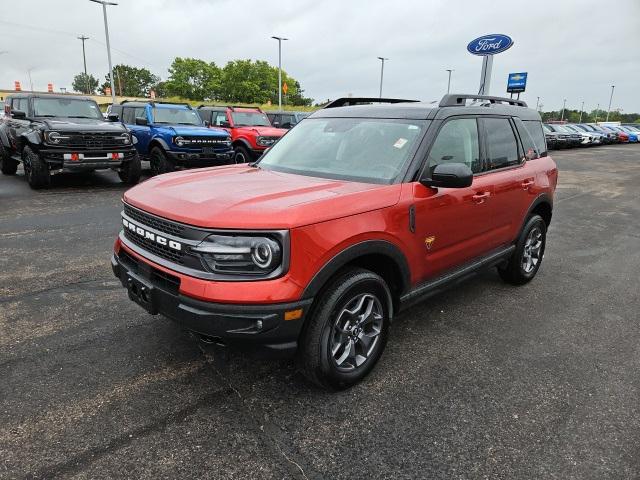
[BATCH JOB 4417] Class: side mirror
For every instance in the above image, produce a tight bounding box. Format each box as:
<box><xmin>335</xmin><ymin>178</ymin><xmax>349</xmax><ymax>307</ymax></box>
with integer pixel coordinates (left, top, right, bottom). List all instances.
<box><xmin>421</xmin><ymin>163</ymin><xmax>473</xmax><ymax>189</ymax></box>
<box><xmin>108</xmin><ymin>114</ymin><xmax>119</xmax><ymax>122</ymax></box>
<box><xmin>135</xmin><ymin>117</ymin><xmax>148</xmax><ymax>126</ymax></box>
<box><xmin>272</xmin><ymin>121</ymin><xmax>280</xmax><ymax>127</ymax></box>
<box><xmin>281</xmin><ymin>122</ymin><xmax>292</xmax><ymax>129</ymax></box>
<box><xmin>12</xmin><ymin>110</ymin><xmax>26</xmax><ymax>119</ymax></box>
<box><xmin>220</xmin><ymin>121</ymin><xmax>231</xmax><ymax>128</ymax></box>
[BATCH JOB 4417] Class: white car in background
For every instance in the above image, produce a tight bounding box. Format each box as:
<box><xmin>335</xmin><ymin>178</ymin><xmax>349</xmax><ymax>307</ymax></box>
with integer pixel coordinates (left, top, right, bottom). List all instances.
<box><xmin>564</xmin><ymin>124</ymin><xmax>598</xmax><ymax>145</ymax></box>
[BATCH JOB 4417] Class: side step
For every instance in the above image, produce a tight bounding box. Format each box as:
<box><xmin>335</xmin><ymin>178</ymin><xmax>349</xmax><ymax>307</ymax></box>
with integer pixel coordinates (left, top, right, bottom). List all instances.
<box><xmin>399</xmin><ymin>245</ymin><xmax>515</xmax><ymax>311</ymax></box>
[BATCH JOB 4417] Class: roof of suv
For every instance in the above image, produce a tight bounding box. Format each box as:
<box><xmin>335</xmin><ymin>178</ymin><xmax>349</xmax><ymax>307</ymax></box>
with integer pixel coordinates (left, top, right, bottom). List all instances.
<box><xmin>6</xmin><ymin>92</ymin><xmax>94</xmax><ymax>101</ymax></box>
<box><xmin>311</xmin><ymin>94</ymin><xmax>542</xmax><ymax>121</ymax></box>
<box><xmin>116</xmin><ymin>101</ymin><xmax>193</xmax><ymax>109</ymax></box>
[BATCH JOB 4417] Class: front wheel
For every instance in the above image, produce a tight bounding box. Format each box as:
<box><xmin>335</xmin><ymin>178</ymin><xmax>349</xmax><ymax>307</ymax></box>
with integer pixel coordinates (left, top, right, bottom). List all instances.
<box><xmin>118</xmin><ymin>153</ymin><xmax>142</xmax><ymax>185</ymax></box>
<box><xmin>23</xmin><ymin>145</ymin><xmax>50</xmax><ymax>189</ymax></box>
<box><xmin>233</xmin><ymin>145</ymin><xmax>251</xmax><ymax>164</ymax></box>
<box><xmin>1</xmin><ymin>148</ymin><xmax>19</xmax><ymax>175</ymax></box>
<box><xmin>150</xmin><ymin>147</ymin><xmax>174</xmax><ymax>176</ymax></box>
<box><xmin>498</xmin><ymin>214</ymin><xmax>547</xmax><ymax>285</ymax></box>
<box><xmin>298</xmin><ymin>268</ymin><xmax>392</xmax><ymax>390</ymax></box>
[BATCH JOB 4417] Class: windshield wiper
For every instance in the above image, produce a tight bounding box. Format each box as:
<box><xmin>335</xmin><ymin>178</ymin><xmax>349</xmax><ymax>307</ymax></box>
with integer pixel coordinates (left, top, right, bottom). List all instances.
<box><xmin>176</xmin><ymin>122</ymin><xmax>198</xmax><ymax>125</ymax></box>
<box><xmin>35</xmin><ymin>114</ymin><xmax>56</xmax><ymax>117</ymax></box>
<box><xmin>67</xmin><ymin>116</ymin><xmax>95</xmax><ymax>119</ymax></box>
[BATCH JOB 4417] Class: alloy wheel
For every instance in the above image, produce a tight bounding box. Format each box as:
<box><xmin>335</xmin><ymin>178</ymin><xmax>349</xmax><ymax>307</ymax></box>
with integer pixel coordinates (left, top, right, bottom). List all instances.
<box><xmin>522</xmin><ymin>227</ymin><xmax>543</xmax><ymax>273</ymax></box>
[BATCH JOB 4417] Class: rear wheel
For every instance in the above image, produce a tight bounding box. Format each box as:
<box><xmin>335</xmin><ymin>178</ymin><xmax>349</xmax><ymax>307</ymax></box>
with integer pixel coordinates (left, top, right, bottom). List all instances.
<box><xmin>498</xmin><ymin>214</ymin><xmax>547</xmax><ymax>285</ymax></box>
<box><xmin>1</xmin><ymin>148</ymin><xmax>18</xmax><ymax>175</ymax></box>
<box><xmin>298</xmin><ymin>268</ymin><xmax>392</xmax><ymax>390</ymax></box>
<box><xmin>150</xmin><ymin>146</ymin><xmax>174</xmax><ymax>176</ymax></box>
<box><xmin>233</xmin><ymin>145</ymin><xmax>251</xmax><ymax>163</ymax></box>
<box><xmin>23</xmin><ymin>145</ymin><xmax>50</xmax><ymax>189</ymax></box>
<box><xmin>118</xmin><ymin>153</ymin><xmax>142</xmax><ymax>185</ymax></box>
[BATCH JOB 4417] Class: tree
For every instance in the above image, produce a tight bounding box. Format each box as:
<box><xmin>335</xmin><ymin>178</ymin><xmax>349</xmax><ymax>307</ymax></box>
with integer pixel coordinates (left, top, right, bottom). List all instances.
<box><xmin>100</xmin><ymin>64</ymin><xmax>159</xmax><ymax>97</ymax></box>
<box><xmin>72</xmin><ymin>73</ymin><xmax>99</xmax><ymax>94</ymax></box>
<box><xmin>164</xmin><ymin>57</ymin><xmax>221</xmax><ymax>100</ymax></box>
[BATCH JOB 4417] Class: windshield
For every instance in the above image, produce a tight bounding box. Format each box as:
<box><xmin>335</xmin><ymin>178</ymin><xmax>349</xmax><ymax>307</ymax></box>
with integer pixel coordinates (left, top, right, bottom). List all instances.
<box><xmin>258</xmin><ymin>117</ymin><xmax>427</xmax><ymax>184</ymax></box>
<box><xmin>231</xmin><ymin>111</ymin><xmax>271</xmax><ymax>127</ymax></box>
<box><xmin>152</xmin><ymin>107</ymin><xmax>202</xmax><ymax>126</ymax></box>
<box><xmin>32</xmin><ymin>98</ymin><xmax>103</xmax><ymax>119</ymax></box>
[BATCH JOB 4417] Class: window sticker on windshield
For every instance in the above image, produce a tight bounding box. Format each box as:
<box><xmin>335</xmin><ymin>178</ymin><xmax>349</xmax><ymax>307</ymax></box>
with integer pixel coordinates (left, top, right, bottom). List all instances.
<box><xmin>393</xmin><ymin>138</ymin><xmax>408</xmax><ymax>149</ymax></box>
<box><xmin>408</xmin><ymin>125</ymin><xmax>419</xmax><ymax>130</ymax></box>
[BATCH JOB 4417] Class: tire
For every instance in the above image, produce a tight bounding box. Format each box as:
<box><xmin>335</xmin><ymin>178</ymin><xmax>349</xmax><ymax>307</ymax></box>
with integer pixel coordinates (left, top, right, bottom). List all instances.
<box><xmin>1</xmin><ymin>148</ymin><xmax>18</xmax><ymax>175</ymax></box>
<box><xmin>22</xmin><ymin>145</ymin><xmax>50</xmax><ymax>189</ymax></box>
<box><xmin>498</xmin><ymin>214</ymin><xmax>547</xmax><ymax>285</ymax></box>
<box><xmin>233</xmin><ymin>145</ymin><xmax>251</xmax><ymax>164</ymax></box>
<box><xmin>149</xmin><ymin>146</ymin><xmax>174</xmax><ymax>176</ymax></box>
<box><xmin>118</xmin><ymin>153</ymin><xmax>142</xmax><ymax>185</ymax></box>
<box><xmin>298</xmin><ymin>268</ymin><xmax>392</xmax><ymax>390</ymax></box>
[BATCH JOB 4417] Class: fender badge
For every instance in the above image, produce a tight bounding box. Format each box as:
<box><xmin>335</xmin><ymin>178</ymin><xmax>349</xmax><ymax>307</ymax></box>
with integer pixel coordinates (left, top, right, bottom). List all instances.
<box><xmin>424</xmin><ymin>236</ymin><xmax>436</xmax><ymax>250</ymax></box>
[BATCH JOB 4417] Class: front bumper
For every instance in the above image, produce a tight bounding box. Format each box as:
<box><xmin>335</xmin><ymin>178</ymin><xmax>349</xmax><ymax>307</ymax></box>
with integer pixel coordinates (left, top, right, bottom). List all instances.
<box><xmin>41</xmin><ymin>148</ymin><xmax>138</xmax><ymax>171</ymax></box>
<box><xmin>166</xmin><ymin>150</ymin><xmax>234</xmax><ymax>167</ymax></box>
<box><xmin>111</xmin><ymin>250</ymin><xmax>312</xmax><ymax>357</ymax></box>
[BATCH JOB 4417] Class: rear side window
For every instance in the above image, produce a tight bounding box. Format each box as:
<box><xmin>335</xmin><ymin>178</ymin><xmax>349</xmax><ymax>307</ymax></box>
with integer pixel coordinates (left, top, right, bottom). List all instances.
<box><xmin>134</xmin><ymin>107</ymin><xmax>147</xmax><ymax>122</ymax></box>
<box><xmin>122</xmin><ymin>107</ymin><xmax>135</xmax><ymax>124</ymax></box>
<box><xmin>427</xmin><ymin>118</ymin><xmax>481</xmax><ymax>174</ymax></box>
<box><xmin>483</xmin><ymin>118</ymin><xmax>521</xmax><ymax>170</ymax></box>
<box><xmin>213</xmin><ymin>111</ymin><xmax>227</xmax><ymax>126</ymax></box>
<box><xmin>523</xmin><ymin>120</ymin><xmax>547</xmax><ymax>157</ymax></box>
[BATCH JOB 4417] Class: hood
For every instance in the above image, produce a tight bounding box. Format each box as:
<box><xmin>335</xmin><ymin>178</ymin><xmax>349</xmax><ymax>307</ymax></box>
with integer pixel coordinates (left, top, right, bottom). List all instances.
<box><xmin>40</xmin><ymin>117</ymin><xmax>126</xmax><ymax>133</ymax></box>
<box><xmin>161</xmin><ymin>125</ymin><xmax>229</xmax><ymax>137</ymax></box>
<box><xmin>236</xmin><ymin>125</ymin><xmax>287</xmax><ymax>137</ymax></box>
<box><xmin>123</xmin><ymin>165</ymin><xmax>401</xmax><ymax>229</ymax></box>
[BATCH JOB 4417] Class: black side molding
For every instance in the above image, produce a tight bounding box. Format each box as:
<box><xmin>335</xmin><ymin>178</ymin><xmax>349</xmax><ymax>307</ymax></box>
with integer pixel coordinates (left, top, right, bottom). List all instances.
<box><xmin>399</xmin><ymin>245</ymin><xmax>515</xmax><ymax>311</ymax></box>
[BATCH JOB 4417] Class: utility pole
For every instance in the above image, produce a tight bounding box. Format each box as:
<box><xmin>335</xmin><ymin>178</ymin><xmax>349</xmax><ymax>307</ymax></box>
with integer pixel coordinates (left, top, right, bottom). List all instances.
<box><xmin>560</xmin><ymin>98</ymin><xmax>566</xmax><ymax>121</ymax></box>
<box><xmin>445</xmin><ymin>69</ymin><xmax>454</xmax><ymax>94</ymax></box>
<box><xmin>377</xmin><ymin>57</ymin><xmax>388</xmax><ymax>99</ymax></box>
<box><xmin>27</xmin><ymin>68</ymin><xmax>35</xmax><ymax>91</ymax></box>
<box><xmin>77</xmin><ymin>35</ymin><xmax>90</xmax><ymax>93</ymax></box>
<box><xmin>606</xmin><ymin>85</ymin><xmax>615</xmax><ymax>122</ymax></box>
<box><xmin>271</xmin><ymin>36</ymin><xmax>288</xmax><ymax>111</ymax></box>
<box><xmin>90</xmin><ymin>0</ymin><xmax>117</xmax><ymax>106</ymax></box>
<box><xmin>595</xmin><ymin>103</ymin><xmax>600</xmax><ymax>123</ymax></box>
<box><xmin>579</xmin><ymin>101</ymin><xmax>584</xmax><ymax>123</ymax></box>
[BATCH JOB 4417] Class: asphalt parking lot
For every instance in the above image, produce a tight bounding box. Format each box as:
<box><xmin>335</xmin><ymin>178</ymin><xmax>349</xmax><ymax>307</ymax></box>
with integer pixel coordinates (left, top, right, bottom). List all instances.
<box><xmin>1</xmin><ymin>145</ymin><xmax>639</xmax><ymax>480</ymax></box>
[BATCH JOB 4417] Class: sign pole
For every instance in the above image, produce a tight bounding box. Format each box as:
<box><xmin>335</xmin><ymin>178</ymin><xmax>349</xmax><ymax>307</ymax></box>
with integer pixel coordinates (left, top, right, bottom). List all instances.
<box><xmin>478</xmin><ymin>55</ymin><xmax>493</xmax><ymax>95</ymax></box>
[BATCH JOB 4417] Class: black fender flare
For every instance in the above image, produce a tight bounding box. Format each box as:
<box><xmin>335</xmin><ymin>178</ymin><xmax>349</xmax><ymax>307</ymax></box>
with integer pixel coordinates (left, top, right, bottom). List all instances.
<box><xmin>301</xmin><ymin>240</ymin><xmax>411</xmax><ymax>300</ymax></box>
<box><xmin>232</xmin><ymin>138</ymin><xmax>252</xmax><ymax>151</ymax></box>
<box><xmin>148</xmin><ymin>136</ymin><xmax>171</xmax><ymax>152</ymax></box>
<box><xmin>521</xmin><ymin>193</ymin><xmax>553</xmax><ymax>232</ymax></box>
<box><xmin>21</xmin><ymin>130</ymin><xmax>43</xmax><ymax>148</ymax></box>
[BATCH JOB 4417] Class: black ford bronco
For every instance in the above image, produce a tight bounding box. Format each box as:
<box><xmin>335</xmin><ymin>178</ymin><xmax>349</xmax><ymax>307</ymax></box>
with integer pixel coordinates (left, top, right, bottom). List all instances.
<box><xmin>0</xmin><ymin>93</ymin><xmax>140</xmax><ymax>189</ymax></box>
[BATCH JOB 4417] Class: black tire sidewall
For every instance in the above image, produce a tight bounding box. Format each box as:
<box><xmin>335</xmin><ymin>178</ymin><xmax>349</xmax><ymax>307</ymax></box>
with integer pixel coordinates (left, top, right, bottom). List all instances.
<box><xmin>515</xmin><ymin>215</ymin><xmax>547</xmax><ymax>280</ymax></box>
<box><xmin>150</xmin><ymin>147</ymin><xmax>173</xmax><ymax>176</ymax></box>
<box><xmin>234</xmin><ymin>146</ymin><xmax>250</xmax><ymax>164</ymax></box>
<box><xmin>119</xmin><ymin>153</ymin><xmax>141</xmax><ymax>184</ymax></box>
<box><xmin>23</xmin><ymin>146</ymin><xmax>50</xmax><ymax>188</ymax></box>
<box><xmin>314</xmin><ymin>273</ymin><xmax>392</xmax><ymax>389</ymax></box>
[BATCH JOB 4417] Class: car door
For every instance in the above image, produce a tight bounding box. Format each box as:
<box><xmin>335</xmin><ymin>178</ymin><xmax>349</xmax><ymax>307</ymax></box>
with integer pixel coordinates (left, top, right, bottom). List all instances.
<box><xmin>125</xmin><ymin>107</ymin><xmax>151</xmax><ymax>152</ymax></box>
<box><xmin>8</xmin><ymin>98</ymin><xmax>31</xmax><ymax>152</ymax></box>
<box><xmin>477</xmin><ymin>116</ymin><xmax>532</xmax><ymax>245</ymax></box>
<box><xmin>411</xmin><ymin>116</ymin><xmax>501</xmax><ymax>280</ymax></box>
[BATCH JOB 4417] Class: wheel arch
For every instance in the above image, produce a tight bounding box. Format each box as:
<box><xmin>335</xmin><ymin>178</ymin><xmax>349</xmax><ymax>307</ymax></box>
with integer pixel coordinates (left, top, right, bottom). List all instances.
<box><xmin>232</xmin><ymin>138</ymin><xmax>252</xmax><ymax>150</ymax></box>
<box><xmin>148</xmin><ymin>136</ymin><xmax>170</xmax><ymax>152</ymax></box>
<box><xmin>526</xmin><ymin>194</ymin><xmax>553</xmax><ymax>228</ymax></box>
<box><xmin>301</xmin><ymin>240</ymin><xmax>411</xmax><ymax>313</ymax></box>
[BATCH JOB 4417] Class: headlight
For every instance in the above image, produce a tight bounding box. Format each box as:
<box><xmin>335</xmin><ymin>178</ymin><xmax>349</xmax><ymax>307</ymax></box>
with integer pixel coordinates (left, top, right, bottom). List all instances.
<box><xmin>120</xmin><ymin>132</ymin><xmax>131</xmax><ymax>144</ymax></box>
<box><xmin>45</xmin><ymin>131</ymin><xmax>69</xmax><ymax>144</ymax></box>
<box><xmin>191</xmin><ymin>234</ymin><xmax>283</xmax><ymax>275</ymax></box>
<box><xmin>256</xmin><ymin>136</ymin><xmax>276</xmax><ymax>147</ymax></box>
<box><xmin>174</xmin><ymin>136</ymin><xmax>186</xmax><ymax>147</ymax></box>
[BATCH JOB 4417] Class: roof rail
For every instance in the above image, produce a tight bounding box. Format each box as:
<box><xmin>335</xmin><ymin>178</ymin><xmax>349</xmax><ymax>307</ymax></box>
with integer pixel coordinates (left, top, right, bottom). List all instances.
<box><xmin>439</xmin><ymin>94</ymin><xmax>527</xmax><ymax>108</ymax></box>
<box><xmin>323</xmin><ymin>97</ymin><xmax>420</xmax><ymax>109</ymax></box>
<box><xmin>121</xmin><ymin>100</ymin><xmax>193</xmax><ymax>108</ymax></box>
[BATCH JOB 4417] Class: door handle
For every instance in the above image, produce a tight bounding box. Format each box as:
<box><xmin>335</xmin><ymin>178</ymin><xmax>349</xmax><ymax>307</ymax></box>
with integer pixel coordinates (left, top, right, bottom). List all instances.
<box><xmin>521</xmin><ymin>179</ymin><xmax>535</xmax><ymax>189</ymax></box>
<box><xmin>472</xmin><ymin>192</ymin><xmax>491</xmax><ymax>204</ymax></box>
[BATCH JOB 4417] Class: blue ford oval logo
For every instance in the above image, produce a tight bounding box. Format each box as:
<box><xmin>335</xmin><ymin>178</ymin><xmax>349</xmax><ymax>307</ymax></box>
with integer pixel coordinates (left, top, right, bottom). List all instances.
<box><xmin>467</xmin><ymin>34</ymin><xmax>514</xmax><ymax>56</ymax></box>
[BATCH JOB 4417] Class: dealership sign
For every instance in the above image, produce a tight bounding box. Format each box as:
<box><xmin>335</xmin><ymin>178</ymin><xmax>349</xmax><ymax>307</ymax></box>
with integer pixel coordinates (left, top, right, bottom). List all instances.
<box><xmin>467</xmin><ymin>34</ymin><xmax>514</xmax><ymax>56</ymax></box>
<box><xmin>507</xmin><ymin>72</ymin><xmax>528</xmax><ymax>93</ymax></box>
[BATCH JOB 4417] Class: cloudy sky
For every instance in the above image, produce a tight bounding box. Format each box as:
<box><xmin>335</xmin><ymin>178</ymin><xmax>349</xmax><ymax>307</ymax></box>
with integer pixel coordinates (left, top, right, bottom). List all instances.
<box><xmin>1</xmin><ymin>0</ymin><xmax>639</xmax><ymax>112</ymax></box>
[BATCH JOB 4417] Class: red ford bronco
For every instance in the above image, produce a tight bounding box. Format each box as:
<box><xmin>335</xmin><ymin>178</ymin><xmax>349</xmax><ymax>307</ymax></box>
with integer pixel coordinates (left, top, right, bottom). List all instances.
<box><xmin>197</xmin><ymin>105</ymin><xmax>287</xmax><ymax>163</ymax></box>
<box><xmin>112</xmin><ymin>94</ymin><xmax>557</xmax><ymax>389</ymax></box>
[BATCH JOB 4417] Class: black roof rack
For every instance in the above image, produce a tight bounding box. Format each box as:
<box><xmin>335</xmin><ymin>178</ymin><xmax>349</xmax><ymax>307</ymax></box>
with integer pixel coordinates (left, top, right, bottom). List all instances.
<box><xmin>323</xmin><ymin>97</ymin><xmax>420</xmax><ymax>109</ymax></box>
<box><xmin>439</xmin><ymin>94</ymin><xmax>527</xmax><ymax>108</ymax></box>
<box><xmin>120</xmin><ymin>100</ymin><xmax>193</xmax><ymax>108</ymax></box>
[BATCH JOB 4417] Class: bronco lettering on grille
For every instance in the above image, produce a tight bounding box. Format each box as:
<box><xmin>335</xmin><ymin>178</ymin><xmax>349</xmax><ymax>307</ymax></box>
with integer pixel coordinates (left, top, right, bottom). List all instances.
<box><xmin>122</xmin><ymin>218</ymin><xmax>182</xmax><ymax>251</ymax></box>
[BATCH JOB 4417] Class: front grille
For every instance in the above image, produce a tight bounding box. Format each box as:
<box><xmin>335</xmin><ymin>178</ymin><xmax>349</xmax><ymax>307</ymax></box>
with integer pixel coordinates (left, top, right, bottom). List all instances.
<box><xmin>123</xmin><ymin>204</ymin><xmax>185</xmax><ymax>237</ymax></box>
<box><xmin>65</xmin><ymin>133</ymin><xmax>127</xmax><ymax>149</ymax></box>
<box><xmin>183</xmin><ymin>137</ymin><xmax>230</xmax><ymax>148</ymax></box>
<box><xmin>124</xmin><ymin>229</ymin><xmax>184</xmax><ymax>264</ymax></box>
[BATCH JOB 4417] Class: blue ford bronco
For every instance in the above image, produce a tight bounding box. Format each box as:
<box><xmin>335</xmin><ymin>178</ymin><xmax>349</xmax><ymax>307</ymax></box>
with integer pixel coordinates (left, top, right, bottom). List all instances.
<box><xmin>109</xmin><ymin>101</ymin><xmax>234</xmax><ymax>176</ymax></box>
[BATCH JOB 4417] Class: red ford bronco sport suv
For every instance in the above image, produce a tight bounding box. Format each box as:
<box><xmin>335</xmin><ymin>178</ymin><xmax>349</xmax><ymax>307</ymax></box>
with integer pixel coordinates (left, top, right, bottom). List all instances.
<box><xmin>197</xmin><ymin>105</ymin><xmax>287</xmax><ymax>163</ymax></box>
<box><xmin>112</xmin><ymin>94</ymin><xmax>557</xmax><ymax>389</ymax></box>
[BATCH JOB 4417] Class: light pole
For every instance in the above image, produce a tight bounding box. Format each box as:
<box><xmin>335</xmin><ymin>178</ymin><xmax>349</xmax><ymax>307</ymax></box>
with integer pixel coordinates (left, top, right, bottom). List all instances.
<box><xmin>77</xmin><ymin>35</ymin><xmax>90</xmax><ymax>93</ymax></box>
<box><xmin>595</xmin><ymin>103</ymin><xmax>600</xmax><ymax>123</ymax></box>
<box><xmin>535</xmin><ymin>96</ymin><xmax>540</xmax><ymax>111</ymax></box>
<box><xmin>90</xmin><ymin>0</ymin><xmax>117</xmax><ymax>106</ymax></box>
<box><xmin>579</xmin><ymin>101</ymin><xmax>584</xmax><ymax>123</ymax></box>
<box><xmin>606</xmin><ymin>85</ymin><xmax>615</xmax><ymax>122</ymax></box>
<box><xmin>377</xmin><ymin>57</ymin><xmax>388</xmax><ymax>99</ymax></box>
<box><xmin>445</xmin><ymin>69</ymin><xmax>454</xmax><ymax>94</ymax></box>
<box><xmin>27</xmin><ymin>68</ymin><xmax>35</xmax><ymax>91</ymax></box>
<box><xmin>560</xmin><ymin>98</ymin><xmax>566</xmax><ymax>121</ymax></box>
<box><xmin>271</xmin><ymin>36</ymin><xmax>288</xmax><ymax>111</ymax></box>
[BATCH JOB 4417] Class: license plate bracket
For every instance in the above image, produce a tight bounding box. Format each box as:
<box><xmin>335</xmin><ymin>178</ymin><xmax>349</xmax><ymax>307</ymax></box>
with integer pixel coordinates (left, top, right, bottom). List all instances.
<box><xmin>126</xmin><ymin>271</ymin><xmax>157</xmax><ymax>314</ymax></box>
<box><xmin>202</xmin><ymin>147</ymin><xmax>216</xmax><ymax>155</ymax></box>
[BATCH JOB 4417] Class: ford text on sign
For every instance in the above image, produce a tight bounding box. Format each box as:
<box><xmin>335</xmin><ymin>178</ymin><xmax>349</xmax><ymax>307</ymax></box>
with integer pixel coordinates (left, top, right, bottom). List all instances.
<box><xmin>467</xmin><ymin>34</ymin><xmax>514</xmax><ymax>56</ymax></box>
